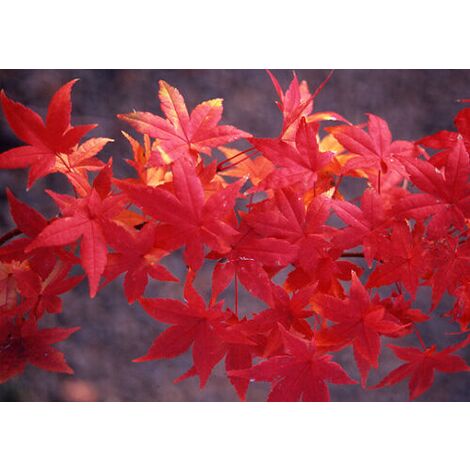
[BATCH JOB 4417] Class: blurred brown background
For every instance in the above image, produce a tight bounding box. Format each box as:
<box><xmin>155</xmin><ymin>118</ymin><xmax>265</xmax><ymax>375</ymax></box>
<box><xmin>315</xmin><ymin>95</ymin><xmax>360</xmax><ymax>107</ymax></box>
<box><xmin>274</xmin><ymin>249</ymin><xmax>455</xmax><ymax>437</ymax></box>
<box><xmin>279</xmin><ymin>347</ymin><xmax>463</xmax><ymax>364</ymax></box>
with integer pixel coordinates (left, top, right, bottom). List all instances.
<box><xmin>0</xmin><ymin>70</ymin><xmax>469</xmax><ymax>401</ymax></box>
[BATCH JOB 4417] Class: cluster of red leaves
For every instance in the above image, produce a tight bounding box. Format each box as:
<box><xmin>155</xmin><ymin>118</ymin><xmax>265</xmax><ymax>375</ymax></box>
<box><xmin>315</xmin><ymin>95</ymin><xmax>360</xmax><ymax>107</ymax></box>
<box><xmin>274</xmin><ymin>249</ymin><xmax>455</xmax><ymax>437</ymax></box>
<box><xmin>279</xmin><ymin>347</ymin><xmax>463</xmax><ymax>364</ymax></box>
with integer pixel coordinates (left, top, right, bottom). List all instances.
<box><xmin>0</xmin><ymin>73</ymin><xmax>469</xmax><ymax>401</ymax></box>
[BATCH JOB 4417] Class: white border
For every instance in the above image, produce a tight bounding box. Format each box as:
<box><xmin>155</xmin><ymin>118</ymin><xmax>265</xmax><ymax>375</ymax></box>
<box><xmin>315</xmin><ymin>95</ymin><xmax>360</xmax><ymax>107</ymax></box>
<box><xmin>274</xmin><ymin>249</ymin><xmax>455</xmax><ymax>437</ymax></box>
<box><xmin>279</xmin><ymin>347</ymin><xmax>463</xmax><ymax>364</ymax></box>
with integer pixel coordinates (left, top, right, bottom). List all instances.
<box><xmin>1</xmin><ymin>403</ymin><xmax>469</xmax><ymax>469</ymax></box>
<box><xmin>1</xmin><ymin>1</ymin><xmax>469</xmax><ymax>68</ymax></box>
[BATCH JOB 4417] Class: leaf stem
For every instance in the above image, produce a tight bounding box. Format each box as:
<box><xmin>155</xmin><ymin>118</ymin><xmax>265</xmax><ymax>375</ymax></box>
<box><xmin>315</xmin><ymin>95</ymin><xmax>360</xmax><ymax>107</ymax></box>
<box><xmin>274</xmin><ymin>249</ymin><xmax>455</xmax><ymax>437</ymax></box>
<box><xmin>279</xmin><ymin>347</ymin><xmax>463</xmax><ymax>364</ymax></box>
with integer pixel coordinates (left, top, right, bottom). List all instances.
<box><xmin>414</xmin><ymin>327</ymin><xmax>426</xmax><ymax>350</ymax></box>
<box><xmin>234</xmin><ymin>272</ymin><xmax>239</xmax><ymax>317</ymax></box>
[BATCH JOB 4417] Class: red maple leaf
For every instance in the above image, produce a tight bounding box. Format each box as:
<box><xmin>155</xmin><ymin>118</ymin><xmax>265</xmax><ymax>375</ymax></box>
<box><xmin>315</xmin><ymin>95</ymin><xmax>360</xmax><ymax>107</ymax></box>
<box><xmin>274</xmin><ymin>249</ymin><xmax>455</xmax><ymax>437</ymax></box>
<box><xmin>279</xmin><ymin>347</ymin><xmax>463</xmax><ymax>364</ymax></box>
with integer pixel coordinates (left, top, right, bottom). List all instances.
<box><xmin>102</xmin><ymin>221</ymin><xmax>178</xmax><ymax>303</ymax></box>
<box><xmin>366</xmin><ymin>222</ymin><xmax>429</xmax><ymax>297</ymax></box>
<box><xmin>6</xmin><ymin>188</ymin><xmax>48</xmax><ymax>238</ymax></box>
<box><xmin>0</xmin><ymin>80</ymin><xmax>96</xmax><ymax>187</ymax></box>
<box><xmin>266</xmin><ymin>70</ymin><xmax>345</xmax><ymax>142</ymax></box>
<box><xmin>13</xmin><ymin>261</ymin><xmax>84</xmax><ymax>318</ymax></box>
<box><xmin>267</xmin><ymin>71</ymin><xmax>315</xmax><ymax>141</ymax></box>
<box><xmin>394</xmin><ymin>139</ymin><xmax>470</xmax><ymax>238</ymax></box>
<box><xmin>330</xmin><ymin>113</ymin><xmax>417</xmax><ymax>180</ymax></box>
<box><xmin>315</xmin><ymin>272</ymin><xmax>404</xmax><ymax>385</ymax></box>
<box><xmin>135</xmin><ymin>273</ymin><xmax>252</xmax><ymax>389</ymax></box>
<box><xmin>373</xmin><ymin>338</ymin><xmax>470</xmax><ymax>400</ymax></box>
<box><xmin>209</xmin><ymin>220</ymin><xmax>297</xmax><ymax>306</ymax></box>
<box><xmin>246</xmin><ymin>188</ymin><xmax>333</xmax><ymax>247</ymax></box>
<box><xmin>250</xmin><ymin>118</ymin><xmax>332</xmax><ymax>191</ymax></box>
<box><xmin>118</xmin><ymin>80</ymin><xmax>250</xmax><ymax>163</ymax></box>
<box><xmin>26</xmin><ymin>188</ymin><xmax>125</xmax><ymax>298</ymax></box>
<box><xmin>332</xmin><ymin>188</ymin><xmax>389</xmax><ymax>266</ymax></box>
<box><xmin>428</xmin><ymin>236</ymin><xmax>470</xmax><ymax>308</ymax></box>
<box><xmin>0</xmin><ymin>316</ymin><xmax>79</xmax><ymax>383</ymax></box>
<box><xmin>4</xmin><ymin>189</ymin><xmax>80</xmax><ymax>275</ymax></box>
<box><xmin>247</xmin><ymin>283</ymin><xmax>317</xmax><ymax>357</ymax></box>
<box><xmin>230</xmin><ymin>325</ymin><xmax>356</xmax><ymax>401</ymax></box>
<box><xmin>54</xmin><ymin>138</ymin><xmax>111</xmax><ymax>196</ymax></box>
<box><xmin>286</xmin><ymin>234</ymin><xmax>361</xmax><ymax>297</ymax></box>
<box><xmin>117</xmin><ymin>158</ymin><xmax>242</xmax><ymax>271</ymax></box>
<box><xmin>380</xmin><ymin>292</ymin><xmax>429</xmax><ymax>330</ymax></box>
<box><xmin>172</xmin><ymin>312</ymin><xmax>256</xmax><ymax>400</ymax></box>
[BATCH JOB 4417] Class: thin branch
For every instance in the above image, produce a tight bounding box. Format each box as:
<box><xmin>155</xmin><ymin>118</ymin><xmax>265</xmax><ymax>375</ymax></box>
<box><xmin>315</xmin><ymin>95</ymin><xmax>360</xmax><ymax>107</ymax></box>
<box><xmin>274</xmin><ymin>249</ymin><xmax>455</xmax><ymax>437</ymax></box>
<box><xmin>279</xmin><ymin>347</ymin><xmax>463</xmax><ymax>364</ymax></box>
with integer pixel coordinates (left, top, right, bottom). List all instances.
<box><xmin>0</xmin><ymin>214</ymin><xmax>60</xmax><ymax>248</ymax></box>
<box><xmin>340</xmin><ymin>251</ymin><xmax>364</xmax><ymax>258</ymax></box>
<box><xmin>216</xmin><ymin>147</ymin><xmax>258</xmax><ymax>172</ymax></box>
<box><xmin>0</xmin><ymin>228</ymin><xmax>22</xmax><ymax>247</ymax></box>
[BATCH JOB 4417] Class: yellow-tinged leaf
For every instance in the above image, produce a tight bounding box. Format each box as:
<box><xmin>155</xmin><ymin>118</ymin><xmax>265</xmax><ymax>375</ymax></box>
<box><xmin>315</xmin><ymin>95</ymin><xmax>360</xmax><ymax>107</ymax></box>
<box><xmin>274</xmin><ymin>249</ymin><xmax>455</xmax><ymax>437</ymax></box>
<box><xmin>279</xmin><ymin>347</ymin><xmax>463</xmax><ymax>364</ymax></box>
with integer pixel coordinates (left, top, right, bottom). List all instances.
<box><xmin>319</xmin><ymin>133</ymin><xmax>345</xmax><ymax>154</ymax></box>
<box><xmin>113</xmin><ymin>209</ymin><xmax>146</xmax><ymax>228</ymax></box>
<box><xmin>218</xmin><ymin>146</ymin><xmax>274</xmax><ymax>186</ymax></box>
<box><xmin>205</xmin><ymin>98</ymin><xmax>223</xmax><ymax>108</ymax></box>
<box><xmin>145</xmin><ymin>167</ymin><xmax>173</xmax><ymax>187</ymax></box>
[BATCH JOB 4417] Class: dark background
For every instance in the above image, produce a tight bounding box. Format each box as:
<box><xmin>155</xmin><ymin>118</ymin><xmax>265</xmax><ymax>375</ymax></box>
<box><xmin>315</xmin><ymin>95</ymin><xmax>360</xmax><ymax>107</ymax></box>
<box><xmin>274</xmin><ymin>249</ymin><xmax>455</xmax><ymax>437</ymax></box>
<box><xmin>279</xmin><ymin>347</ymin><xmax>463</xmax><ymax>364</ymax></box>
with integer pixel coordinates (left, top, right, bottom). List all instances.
<box><xmin>0</xmin><ymin>70</ymin><xmax>469</xmax><ymax>401</ymax></box>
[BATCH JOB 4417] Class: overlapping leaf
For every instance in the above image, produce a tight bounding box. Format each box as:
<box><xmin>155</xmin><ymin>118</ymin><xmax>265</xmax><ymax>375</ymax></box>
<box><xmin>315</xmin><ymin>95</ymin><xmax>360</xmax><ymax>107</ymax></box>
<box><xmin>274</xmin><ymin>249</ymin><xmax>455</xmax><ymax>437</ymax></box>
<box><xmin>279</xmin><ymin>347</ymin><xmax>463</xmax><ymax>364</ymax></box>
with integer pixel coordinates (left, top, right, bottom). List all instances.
<box><xmin>118</xmin><ymin>80</ymin><xmax>251</xmax><ymax>163</ymax></box>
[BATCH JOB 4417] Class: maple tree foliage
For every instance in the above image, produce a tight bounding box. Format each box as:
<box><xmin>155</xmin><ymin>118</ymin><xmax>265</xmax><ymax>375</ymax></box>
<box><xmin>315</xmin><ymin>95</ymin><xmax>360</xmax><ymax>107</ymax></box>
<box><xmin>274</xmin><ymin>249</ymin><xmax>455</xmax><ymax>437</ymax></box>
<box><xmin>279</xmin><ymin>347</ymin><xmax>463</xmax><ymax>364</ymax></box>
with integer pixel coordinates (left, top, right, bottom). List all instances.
<box><xmin>0</xmin><ymin>72</ymin><xmax>469</xmax><ymax>401</ymax></box>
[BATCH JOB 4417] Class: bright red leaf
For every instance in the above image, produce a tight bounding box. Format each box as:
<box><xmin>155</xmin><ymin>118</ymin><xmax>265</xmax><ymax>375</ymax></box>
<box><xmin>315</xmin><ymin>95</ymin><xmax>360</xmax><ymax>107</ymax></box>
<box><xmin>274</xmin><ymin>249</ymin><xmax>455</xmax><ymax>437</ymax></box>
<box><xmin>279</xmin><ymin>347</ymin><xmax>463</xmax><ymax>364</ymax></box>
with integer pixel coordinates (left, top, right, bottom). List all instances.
<box><xmin>230</xmin><ymin>325</ymin><xmax>356</xmax><ymax>401</ymax></box>
<box><xmin>373</xmin><ymin>338</ymin><xmax>470</xmax><ymax>400</ymax></box>
<box><xmin>118</xmin><ymin>80</ymin><xmax>250</xmax><ymax>164</ymax></box>
<box><xmin>0</xmin><ymin>80</ymin><xmax>96</xmax><ymax>187</ymax></box>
